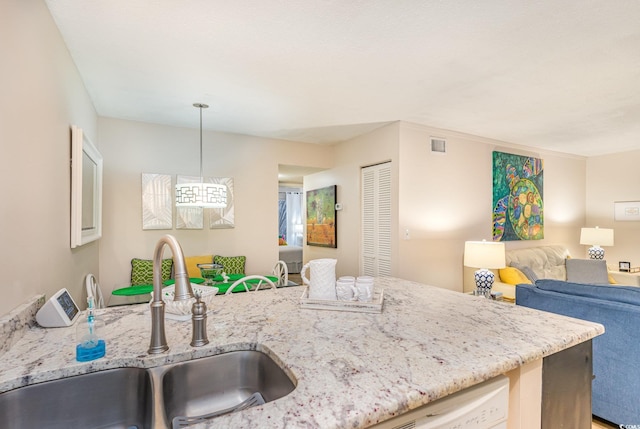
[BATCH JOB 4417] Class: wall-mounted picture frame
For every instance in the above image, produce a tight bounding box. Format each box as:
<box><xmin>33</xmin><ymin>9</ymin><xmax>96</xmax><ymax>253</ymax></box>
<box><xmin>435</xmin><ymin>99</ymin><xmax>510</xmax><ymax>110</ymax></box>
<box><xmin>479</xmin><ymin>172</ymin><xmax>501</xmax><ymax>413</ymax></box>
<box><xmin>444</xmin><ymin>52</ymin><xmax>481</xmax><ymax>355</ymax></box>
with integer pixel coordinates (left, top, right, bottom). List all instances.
<box><xmin>306</xmin><ymin>185</ymin><xmax>337</xmax><ymax>248</ymax></box>
<box><xmin>492</xmin><ymin>151</ymin><xmax>544</xmax><ymax>241</ymax></box>
<box><xmin>614</xmin><ymin>201</ymin><xmax>640</xmax><ymax>221</ymax></box>
<box><xmin>71</xmin><ymin>125</ymin><xmax>103</xmax><ymax>248</ymax></box>
<box><xmin>141</xmin><ymin>173</ymin><xmax>172</xmax><ymax>230</ymax></box>
<box><xmin>209</xmin><ymin>177</ymin><xmax>235</xmax><ymax>229</ymax></box>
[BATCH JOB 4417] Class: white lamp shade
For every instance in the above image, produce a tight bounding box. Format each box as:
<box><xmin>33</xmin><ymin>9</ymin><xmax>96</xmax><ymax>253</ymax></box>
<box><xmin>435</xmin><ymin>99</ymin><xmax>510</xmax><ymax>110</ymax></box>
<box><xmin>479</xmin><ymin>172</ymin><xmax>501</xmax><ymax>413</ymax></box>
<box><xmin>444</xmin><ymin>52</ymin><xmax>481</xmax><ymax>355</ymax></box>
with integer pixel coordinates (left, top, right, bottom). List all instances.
<box><xmin>175</xmin><ymin>182</ymin><xmax>227</xmax><ymax>208</ymax></box>
<box><xmin>464</xmin><ymin>241</ymin><xmax>506</xmax><ymax>269</ymax></box>
<box><xmin>580</xmin><ymin>227</ymin><xmax>614</xmax><ymax>247</ymax></box>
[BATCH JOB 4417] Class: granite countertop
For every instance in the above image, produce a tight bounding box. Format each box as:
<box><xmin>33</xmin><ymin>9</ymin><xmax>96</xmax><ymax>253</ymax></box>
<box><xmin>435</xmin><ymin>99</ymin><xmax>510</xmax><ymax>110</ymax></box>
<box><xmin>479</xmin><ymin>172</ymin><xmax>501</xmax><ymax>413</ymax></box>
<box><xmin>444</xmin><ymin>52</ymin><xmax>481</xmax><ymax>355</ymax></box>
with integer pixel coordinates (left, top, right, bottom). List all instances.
<box><xmin>0</xmin><ymin>277</ymin><xmax>603</xmax><ymax>428</ymax></box>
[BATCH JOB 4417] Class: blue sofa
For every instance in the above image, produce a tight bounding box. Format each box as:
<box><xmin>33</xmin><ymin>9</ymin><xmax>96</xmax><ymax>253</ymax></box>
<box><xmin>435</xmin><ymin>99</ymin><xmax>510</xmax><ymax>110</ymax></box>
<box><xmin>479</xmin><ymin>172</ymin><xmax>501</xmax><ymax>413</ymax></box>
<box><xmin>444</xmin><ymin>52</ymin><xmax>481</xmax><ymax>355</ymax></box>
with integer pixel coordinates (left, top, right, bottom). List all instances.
<box><xmin>516</xmin><ymin>279</ymin><xmax>640</xmax><ymax>425</ymax></box>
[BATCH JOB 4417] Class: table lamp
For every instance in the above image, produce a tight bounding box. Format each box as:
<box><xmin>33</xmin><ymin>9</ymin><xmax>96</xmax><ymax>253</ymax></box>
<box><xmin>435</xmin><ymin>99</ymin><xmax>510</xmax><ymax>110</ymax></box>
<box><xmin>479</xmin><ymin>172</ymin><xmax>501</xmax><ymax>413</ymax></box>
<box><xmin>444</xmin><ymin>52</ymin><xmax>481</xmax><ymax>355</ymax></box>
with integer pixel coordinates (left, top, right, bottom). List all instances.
<box><xmin>464</xmin><ymin>240</ymin><xmax>506</xmax><ymax>298</ymax></box>
<box><xmin>580</xmin><ymin>227</ymin><xmax>614</xmax><ymax>259</ymax></box>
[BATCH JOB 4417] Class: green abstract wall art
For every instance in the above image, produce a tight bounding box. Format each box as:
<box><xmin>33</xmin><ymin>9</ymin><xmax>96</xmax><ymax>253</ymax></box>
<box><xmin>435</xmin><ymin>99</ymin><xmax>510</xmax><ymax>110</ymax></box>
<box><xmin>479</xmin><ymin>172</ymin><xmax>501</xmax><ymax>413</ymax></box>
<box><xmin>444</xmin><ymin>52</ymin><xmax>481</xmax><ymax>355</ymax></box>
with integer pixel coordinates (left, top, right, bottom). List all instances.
<box><xmin>492</xmin><ymin>151</ymin><xmax>544</xmax><ymax>241</ymax></box>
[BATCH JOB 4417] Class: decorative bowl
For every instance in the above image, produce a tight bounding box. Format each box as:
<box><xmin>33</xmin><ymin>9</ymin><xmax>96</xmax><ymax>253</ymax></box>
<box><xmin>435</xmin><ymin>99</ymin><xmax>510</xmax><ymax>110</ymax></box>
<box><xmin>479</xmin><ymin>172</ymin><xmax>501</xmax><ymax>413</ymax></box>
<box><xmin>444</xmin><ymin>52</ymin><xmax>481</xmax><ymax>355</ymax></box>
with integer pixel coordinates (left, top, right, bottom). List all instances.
<box><xmin>152</xmin><ymin>284</ymin><xmax>218</xmax><ymax>317</ymax></box>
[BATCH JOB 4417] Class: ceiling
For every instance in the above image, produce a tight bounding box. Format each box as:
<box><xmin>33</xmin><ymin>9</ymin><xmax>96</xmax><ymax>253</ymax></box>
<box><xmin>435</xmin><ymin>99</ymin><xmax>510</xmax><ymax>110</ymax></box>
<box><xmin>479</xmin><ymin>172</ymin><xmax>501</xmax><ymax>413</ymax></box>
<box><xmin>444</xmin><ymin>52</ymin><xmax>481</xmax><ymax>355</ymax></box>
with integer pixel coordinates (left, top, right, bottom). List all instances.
<box><xmin>45</xmin><ymin>1</ymin><xmax>640</xmax><ymax>157</ymax></box>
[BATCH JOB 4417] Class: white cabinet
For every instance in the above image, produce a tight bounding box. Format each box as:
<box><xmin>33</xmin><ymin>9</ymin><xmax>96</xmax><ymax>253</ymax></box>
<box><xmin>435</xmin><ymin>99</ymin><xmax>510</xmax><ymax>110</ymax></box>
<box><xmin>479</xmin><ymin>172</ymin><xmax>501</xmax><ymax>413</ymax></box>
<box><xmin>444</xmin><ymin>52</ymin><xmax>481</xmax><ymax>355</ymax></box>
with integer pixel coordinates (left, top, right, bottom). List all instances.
<box><xmin>372</xmin><ymin>375</ymin><xmax>509</xmax><ymax>429</ymax></box>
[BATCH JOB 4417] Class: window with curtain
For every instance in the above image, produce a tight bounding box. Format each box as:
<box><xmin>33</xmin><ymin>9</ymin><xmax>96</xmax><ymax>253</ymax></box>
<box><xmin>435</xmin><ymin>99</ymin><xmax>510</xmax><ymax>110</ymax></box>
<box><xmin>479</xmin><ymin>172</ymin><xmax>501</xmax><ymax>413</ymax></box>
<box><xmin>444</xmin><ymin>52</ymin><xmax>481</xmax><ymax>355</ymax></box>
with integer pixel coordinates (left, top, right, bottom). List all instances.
<box><xmin>285</xmin><ymin>192</ymin><xmax>303</xmax><ymax>246</ymax></box>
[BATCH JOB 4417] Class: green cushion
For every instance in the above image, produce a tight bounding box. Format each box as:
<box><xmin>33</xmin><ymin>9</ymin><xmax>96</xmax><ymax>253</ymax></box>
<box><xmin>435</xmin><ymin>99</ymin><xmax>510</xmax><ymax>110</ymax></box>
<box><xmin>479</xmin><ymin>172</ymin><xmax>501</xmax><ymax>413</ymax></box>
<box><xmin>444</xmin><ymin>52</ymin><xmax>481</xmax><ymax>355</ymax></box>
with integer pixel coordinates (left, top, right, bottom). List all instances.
<box><xmin>131</xmin><ymin>258</ymin><xmax>173</xmax><ymax>286</ymax></box>
<box><xmin>112</xmin><ymin>284</ymin><xmax>155</xmax><ymax>296</ymax></box>
<box><xmin>163</xmin><ymin>278</ymin><xmax>205</xmax><ymax>286</ymax></box>
<box><xmin>214</xmin><ymin>282</ymin><xmax>249</xmax><ymax>294</ymax></box>
<box><xmin>212</xmin><ymin>273</ymin><xmax>245</xmax><ymax>282</ymax></box>
<box><xmin>213</xmin><ymin>255</ymin><xmax>246</xmax><ymax>275</ymax></box>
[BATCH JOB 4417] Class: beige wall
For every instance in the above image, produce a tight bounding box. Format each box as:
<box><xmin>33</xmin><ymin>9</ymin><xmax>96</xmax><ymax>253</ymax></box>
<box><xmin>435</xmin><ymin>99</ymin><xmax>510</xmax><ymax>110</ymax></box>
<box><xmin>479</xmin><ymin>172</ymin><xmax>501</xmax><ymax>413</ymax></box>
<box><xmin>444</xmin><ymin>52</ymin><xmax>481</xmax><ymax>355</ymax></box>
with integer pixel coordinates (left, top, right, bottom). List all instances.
<box><xmin>0</xmin><ymin>0</ymin><xmax>98</xmax><ymax>315</ymax></box>
<box><xmin>305</xmin><ymin>122</ymin><xmax>587</xmax><ymax>291</ymax></box>
<box><xmin>586</xmin><ymin>150</ymin><xmax>640</xmax><ymax>267</ymax></box>
<box><xmin>397</xmin><ymin>123</ymin><xmax>587</xmax><ymax>291</ymax></box>
<box><xmin>2</xmin><ymin>0</ymin><xmax>634</xmax><ymax>318</ymax></box>
<box><xmin>305</xmin><ymin>123</ymin><xmax>400</xmax><ymax>278</ymax></box>
<box><xmin>98</xmin><ymin>118</ymin><xmax>333</xmax><ymax>294</ymax></box>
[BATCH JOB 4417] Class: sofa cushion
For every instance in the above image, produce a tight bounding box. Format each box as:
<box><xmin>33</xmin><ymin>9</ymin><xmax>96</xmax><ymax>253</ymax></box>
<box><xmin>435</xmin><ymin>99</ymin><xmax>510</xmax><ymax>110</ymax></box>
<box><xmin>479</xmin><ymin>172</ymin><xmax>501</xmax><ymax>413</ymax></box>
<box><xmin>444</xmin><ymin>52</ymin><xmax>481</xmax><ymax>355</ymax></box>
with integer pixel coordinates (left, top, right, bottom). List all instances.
<box><xmin>184</xmin><ymin>255</ymin><xmax>213</xmax><ymax>278</ymax></box>
<box><xmin>131</xmin><ymin>258</ymin><xmax>173</xmax><ymax>285</ymax></box>
<box><xmin>214</xmin><ymin>255</ymin><xmax>246</xmax><ymax>275</ymax></box>
<box><xmin>535</xmin><ymin>279</ymin><xmax>640</xmax><ymax>306</ymax></box>
<box><xmin>510</xmin><ymin>262</ymin><xmax>539</xmax><ymax>282</ymax></box>
<box><xmin>565</xmin><ymin>258</ymin><xmax>609</xmax><ymax>285</ymax></box>
<box><xmin>499</xmin><ymin>267</ymin><xmax>532</xmax><ymax>285</ymax></box>
<box><xmin>506</xmin><ymin>245</ymin><xmax>569</xmax><ymax>280</ymax></box>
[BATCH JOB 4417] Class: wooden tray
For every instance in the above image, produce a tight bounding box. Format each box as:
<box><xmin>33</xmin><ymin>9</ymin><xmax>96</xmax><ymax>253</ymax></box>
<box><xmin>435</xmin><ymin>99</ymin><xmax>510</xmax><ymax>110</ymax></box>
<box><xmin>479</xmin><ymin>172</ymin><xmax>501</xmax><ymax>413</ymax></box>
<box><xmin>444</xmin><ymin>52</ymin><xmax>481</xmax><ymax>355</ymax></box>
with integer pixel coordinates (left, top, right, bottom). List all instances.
<box><xmin>299</xmin><ymin>287</ymin><xmax>384</xmax><ymax>313</ymax></box>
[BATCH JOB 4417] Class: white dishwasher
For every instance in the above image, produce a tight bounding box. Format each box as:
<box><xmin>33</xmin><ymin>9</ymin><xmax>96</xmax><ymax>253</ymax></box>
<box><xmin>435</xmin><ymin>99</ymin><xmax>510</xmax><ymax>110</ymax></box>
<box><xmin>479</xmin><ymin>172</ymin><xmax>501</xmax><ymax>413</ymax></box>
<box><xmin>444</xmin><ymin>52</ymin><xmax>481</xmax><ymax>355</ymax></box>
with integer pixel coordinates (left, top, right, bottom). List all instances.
<box><xmin>374</xmin><ymin>375</ymin><xmax>509</xmax><ymax>429</ymax></box>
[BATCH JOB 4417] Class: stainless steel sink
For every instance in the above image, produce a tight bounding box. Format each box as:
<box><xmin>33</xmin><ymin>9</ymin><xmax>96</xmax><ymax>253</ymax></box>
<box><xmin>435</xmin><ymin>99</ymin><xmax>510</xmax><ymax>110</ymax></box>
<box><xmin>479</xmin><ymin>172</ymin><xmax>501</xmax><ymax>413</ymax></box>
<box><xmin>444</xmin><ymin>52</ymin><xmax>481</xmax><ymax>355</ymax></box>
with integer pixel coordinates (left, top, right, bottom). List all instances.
<box><xmin>0</xmin><ymin>367</ymin><xmax>152</xmax><ymax>429</ymax></box>
<box><xmin>161</xmin><ymin>350</ymin><xmax>296</xmax><ymax>426</ymax></box>
<box><xmin>0</xmin><ymin>350</ymin><xmax>296</xmax><ymax>429</ymax></box>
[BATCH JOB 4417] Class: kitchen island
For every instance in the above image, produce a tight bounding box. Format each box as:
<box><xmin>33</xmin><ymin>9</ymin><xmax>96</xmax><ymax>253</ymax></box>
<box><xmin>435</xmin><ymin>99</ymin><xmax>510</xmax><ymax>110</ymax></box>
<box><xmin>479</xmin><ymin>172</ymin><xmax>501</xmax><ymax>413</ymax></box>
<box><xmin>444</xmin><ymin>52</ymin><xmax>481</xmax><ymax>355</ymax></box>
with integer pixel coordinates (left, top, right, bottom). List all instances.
<box><xmin>0</xmin><ymin>277</ymin><xmax>603</xmax><ymax>428</ymax></box>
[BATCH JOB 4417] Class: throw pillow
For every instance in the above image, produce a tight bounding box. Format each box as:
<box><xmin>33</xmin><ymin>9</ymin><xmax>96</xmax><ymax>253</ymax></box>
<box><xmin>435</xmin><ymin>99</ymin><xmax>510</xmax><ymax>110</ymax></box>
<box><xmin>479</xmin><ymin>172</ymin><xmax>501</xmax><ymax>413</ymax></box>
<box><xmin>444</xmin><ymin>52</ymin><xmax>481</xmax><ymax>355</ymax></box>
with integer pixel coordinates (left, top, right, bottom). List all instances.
<box><xmin>214</xmin><ymin>255</ymin><xmax>246</xmax><ymax>275</ymax></box>
<box><xmin>131</xmin><ymin>258</ymin><xmax>173</xmax><ymax>286</ymax></box>
<box><xmin>565</xmin><ymin>258</ymin><xmax>609</xmax><ymax>285</ymax></box>
<box><xmin>509</xmin><ymin>262</ymin><xmax>539</xmax><ymax>283</ymax></box>
<box><xmin>499</xmin><ymin>267</ymin><xmax>532</xmax><ymax>285</ymax></box>
<box><xmin>184</xmin><ymin>255</ymin><xmax>213</xmax><ymax>278</ymax></box>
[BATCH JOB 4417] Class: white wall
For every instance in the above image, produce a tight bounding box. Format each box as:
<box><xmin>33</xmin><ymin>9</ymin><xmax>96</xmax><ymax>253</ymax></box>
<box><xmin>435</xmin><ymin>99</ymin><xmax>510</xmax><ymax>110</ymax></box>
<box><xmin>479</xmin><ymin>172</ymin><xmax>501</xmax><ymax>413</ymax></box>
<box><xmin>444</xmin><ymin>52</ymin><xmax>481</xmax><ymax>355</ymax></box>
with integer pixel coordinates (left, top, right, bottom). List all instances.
<box><xmin>305</xmin><ymin>123</ymin><xmax>400</xmax><ymax>278</ymax></box>
<box><xmin>586</xmin><ymin>150</ymin><xmax>640</xmax><ymax>267</ymax></box>
<box><xmin>397</xmin><ymin>123</ymin><xmax>587</xmax><ymax>291</ymax></box>
<box><xmin>306</xmin><ymin>121</ymin><xmax>587</xmax><ymax>291</ymax></box>
<box><xmin>0</xmin><ymin>0</ymin><xmax>98</xmax><ymax>315</ymax></box>
<box><xmin>98</xmin><ymin>118</ymin><xmax>333</xmax><ymax>294</ymax></box>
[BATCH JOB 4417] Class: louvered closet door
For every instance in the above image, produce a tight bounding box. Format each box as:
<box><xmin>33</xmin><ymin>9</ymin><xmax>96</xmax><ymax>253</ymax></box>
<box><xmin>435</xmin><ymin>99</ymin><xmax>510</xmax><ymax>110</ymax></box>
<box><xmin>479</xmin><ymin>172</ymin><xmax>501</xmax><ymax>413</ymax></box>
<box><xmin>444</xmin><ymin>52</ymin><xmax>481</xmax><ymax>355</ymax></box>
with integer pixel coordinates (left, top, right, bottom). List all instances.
<box><xmin>361</xmin><ymin>162</ymin><xmax>392</xmax><ymax>276</ymax></box>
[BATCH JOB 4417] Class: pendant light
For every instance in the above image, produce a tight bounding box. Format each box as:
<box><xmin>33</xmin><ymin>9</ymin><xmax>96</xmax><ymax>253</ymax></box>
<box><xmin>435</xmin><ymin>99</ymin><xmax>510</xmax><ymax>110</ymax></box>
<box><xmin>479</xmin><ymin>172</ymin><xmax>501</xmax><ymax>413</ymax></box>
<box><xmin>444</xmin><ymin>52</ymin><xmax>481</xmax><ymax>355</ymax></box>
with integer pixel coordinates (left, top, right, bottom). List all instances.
<box><xmin>175</xmin><ymin>103</ymin><xmax>228</xmax><ymax>208</ymax></box>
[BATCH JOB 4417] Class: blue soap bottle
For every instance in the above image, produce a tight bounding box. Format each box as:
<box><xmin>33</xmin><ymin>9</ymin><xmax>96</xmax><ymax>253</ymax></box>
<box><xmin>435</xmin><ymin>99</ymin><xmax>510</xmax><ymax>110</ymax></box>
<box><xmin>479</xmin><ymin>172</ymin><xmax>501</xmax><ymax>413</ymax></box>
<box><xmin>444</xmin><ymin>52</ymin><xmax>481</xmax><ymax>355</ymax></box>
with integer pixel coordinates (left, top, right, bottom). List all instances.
<box><xmin>76</xmin><ymin>296</ymin><xmax>106</xmax><ymax>362</ymax></box>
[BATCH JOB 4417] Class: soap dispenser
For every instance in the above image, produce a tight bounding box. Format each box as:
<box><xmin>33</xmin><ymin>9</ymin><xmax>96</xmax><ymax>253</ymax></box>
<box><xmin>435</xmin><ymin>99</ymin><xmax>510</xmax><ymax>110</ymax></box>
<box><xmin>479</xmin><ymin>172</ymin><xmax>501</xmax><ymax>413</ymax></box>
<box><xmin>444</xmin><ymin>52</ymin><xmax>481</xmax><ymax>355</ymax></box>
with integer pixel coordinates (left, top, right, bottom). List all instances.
<box><xmin>76</xmin><ymin>296</ymin><xmax>106</xmax><ymax>362</ymax></box>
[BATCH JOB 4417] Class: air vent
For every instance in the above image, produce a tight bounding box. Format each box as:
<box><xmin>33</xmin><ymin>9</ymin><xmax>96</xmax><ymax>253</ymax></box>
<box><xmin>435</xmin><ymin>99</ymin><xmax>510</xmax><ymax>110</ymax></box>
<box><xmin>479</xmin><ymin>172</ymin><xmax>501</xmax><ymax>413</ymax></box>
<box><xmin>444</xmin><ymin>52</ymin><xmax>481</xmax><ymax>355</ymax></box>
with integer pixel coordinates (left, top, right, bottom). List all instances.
<box><xmin>430</xmin><ymin>137</ymin><xmax>447</xmax><ymax>154</ymax></box>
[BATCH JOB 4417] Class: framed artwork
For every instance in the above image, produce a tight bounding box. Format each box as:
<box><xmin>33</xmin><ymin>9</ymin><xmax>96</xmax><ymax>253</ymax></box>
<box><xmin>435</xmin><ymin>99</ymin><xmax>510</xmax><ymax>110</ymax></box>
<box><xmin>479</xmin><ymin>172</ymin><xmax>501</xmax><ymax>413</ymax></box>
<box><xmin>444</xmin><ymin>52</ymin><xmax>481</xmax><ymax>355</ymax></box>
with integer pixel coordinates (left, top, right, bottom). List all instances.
<box><xmin>141</xmin><ymin>173</ymin><xmax>172</xmax><ymax>230</ymax></box>
<box><xmin>306</xmin><ymin>185</ymin><xmax>337</xmax><ymax>248</ymax></box>
<box><xmin>209</xmin><ymin>177</ymin><xmax>235</xmax><ymax>229</ymax></box>
<box><xmin>492</xmin><ymin>151</ymin><xmax>544</xmax><ymax>241</ymax></box>
<box><xmin>614</xmin><ymin>201</ymin><xmax>640</xmax><ymax>221</ymax></box>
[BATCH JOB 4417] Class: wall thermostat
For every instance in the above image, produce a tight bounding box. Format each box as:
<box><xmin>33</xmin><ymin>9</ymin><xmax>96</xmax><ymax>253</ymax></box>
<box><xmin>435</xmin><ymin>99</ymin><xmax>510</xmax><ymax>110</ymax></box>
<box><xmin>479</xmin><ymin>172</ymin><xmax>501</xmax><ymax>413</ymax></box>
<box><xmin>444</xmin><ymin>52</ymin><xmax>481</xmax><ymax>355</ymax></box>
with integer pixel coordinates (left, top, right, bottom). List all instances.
<box><xmin>36</xmin><ymin>288</ymin><xmax>81</xmax><ymax>327</ymax></box>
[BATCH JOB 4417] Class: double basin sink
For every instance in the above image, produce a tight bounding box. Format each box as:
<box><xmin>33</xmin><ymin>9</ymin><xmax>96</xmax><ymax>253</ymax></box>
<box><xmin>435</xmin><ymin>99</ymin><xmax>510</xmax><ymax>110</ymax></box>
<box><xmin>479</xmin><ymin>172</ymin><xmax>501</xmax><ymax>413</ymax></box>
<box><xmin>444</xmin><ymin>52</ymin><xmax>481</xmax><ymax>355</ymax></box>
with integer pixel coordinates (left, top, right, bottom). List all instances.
<box><xmin>0</xmin><ymin>350</ymin><xmax>296</xmax><ymax>429</ymax></box>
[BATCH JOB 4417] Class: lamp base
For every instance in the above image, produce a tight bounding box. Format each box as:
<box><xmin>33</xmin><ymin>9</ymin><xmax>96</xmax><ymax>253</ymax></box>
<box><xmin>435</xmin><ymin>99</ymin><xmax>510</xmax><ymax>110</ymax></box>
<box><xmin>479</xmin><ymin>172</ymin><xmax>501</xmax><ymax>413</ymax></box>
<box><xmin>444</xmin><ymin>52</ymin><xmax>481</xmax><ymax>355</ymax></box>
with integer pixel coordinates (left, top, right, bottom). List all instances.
<box><xmin>474</xmin><ymin>268</ymin><xmax>495</xmax><ymax>298</ymax></box>
<box><xmin>588</xmin><ymin>245</ymin><xmax>605</xmax><ymax>260</ymax></box>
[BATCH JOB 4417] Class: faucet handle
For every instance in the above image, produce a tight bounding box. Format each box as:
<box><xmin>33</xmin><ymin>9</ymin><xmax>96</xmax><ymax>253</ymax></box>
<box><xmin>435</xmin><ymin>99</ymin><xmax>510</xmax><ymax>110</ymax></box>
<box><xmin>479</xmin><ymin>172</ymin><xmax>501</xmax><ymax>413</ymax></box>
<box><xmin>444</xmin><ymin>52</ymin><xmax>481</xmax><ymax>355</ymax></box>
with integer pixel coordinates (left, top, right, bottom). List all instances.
<box><xmin>190</xmin><ymin>292</ymin><xmax>209</xmax><ymax>347</ymax></box>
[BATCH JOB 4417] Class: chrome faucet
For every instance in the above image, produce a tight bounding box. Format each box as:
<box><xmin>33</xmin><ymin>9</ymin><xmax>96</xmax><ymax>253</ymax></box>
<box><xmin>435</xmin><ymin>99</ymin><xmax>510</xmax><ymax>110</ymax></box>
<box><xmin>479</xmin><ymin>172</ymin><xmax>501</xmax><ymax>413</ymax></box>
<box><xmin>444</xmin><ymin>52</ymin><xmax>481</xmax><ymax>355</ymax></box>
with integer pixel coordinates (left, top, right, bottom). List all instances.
<box><xmin>148</xmin><ymin>235</ymin><xmax>194</xmax><ymax>354</ymax></box>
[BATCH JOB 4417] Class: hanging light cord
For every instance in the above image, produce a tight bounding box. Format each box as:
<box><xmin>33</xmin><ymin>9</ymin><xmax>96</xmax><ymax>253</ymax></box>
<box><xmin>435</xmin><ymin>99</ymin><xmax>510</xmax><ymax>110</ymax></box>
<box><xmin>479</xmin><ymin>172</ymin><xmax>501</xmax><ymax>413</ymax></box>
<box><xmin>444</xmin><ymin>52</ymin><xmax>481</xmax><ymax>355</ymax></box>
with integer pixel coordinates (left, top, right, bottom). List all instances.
<box><xmin>194</xmin><ymin>103</ymin><xmax>208</xmax><ymax>181</ymax></box>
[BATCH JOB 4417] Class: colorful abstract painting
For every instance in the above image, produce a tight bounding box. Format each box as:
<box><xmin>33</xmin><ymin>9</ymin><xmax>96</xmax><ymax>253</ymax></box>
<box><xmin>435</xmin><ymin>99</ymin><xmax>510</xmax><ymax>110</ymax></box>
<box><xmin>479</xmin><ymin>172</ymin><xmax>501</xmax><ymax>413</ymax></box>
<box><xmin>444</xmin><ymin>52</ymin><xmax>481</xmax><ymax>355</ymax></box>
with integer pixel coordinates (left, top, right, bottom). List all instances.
<box><xmin>492</xmin><ymin>151</ymin><xmax>544</xmax><ymax>241</ymax></box>
<box><xmin>306</xmin><ymin>185</ymin><xmax>337</xmax><ymax>248</ymax></box>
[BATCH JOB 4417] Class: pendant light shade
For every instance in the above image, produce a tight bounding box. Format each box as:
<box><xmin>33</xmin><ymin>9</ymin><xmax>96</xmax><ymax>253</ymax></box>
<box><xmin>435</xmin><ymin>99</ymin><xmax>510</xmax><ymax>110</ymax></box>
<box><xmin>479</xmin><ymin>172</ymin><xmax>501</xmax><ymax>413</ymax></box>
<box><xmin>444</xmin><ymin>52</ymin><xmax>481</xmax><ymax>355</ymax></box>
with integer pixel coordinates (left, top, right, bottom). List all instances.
<box><xmin>175</xmin><ymin>103</ymin><xmax>228</xmax><ymax>208</ymax></box>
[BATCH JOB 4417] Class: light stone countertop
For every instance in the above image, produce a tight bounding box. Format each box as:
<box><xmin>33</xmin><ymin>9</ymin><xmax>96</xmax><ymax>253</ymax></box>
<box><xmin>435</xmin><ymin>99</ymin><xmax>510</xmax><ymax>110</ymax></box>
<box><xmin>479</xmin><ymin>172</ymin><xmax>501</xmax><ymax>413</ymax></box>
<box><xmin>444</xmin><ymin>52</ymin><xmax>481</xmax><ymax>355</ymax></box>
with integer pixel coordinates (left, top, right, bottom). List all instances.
<box><xmin>0</xmin><ymin>277</ymin><xmax>603</xmax><ymax>428</ymax></box>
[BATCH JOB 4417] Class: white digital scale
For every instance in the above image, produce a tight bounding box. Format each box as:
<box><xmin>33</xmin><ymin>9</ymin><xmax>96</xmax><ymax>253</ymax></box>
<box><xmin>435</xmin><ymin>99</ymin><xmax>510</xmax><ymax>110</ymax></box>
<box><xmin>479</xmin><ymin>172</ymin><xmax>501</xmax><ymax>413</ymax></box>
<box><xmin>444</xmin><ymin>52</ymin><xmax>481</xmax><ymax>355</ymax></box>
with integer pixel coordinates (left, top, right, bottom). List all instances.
<box><xmin>36</xmin><ymin>288</ymin><xmax>81</xmax><ymax>327</ymax></box>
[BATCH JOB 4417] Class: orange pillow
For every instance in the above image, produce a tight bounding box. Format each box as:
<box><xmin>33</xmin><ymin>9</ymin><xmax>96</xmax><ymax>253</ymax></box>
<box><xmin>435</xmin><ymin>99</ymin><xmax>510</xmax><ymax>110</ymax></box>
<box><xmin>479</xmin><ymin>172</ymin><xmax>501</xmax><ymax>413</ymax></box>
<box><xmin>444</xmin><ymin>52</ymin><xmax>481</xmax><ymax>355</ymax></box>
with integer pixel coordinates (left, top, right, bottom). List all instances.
<box><xmin>499</xmin><ymin>267</ymin><xmax>532</xmax><ymax>285</ymax></box>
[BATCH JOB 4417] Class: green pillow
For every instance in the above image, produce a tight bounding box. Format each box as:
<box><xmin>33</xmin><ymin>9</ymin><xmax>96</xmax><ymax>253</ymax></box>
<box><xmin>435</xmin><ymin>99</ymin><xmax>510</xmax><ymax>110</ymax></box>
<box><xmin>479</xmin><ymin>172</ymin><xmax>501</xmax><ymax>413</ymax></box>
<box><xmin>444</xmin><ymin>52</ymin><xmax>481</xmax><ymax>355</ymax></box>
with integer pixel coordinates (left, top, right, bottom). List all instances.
<box><xmin>213</xmin><ymin>255</ymin><xmax>246</xmax><ymax>275</ymax></box>
<box><xmin>131</xmin><ymin>258</ymin><xmax>173</xmax><ymax>286</ymax></box>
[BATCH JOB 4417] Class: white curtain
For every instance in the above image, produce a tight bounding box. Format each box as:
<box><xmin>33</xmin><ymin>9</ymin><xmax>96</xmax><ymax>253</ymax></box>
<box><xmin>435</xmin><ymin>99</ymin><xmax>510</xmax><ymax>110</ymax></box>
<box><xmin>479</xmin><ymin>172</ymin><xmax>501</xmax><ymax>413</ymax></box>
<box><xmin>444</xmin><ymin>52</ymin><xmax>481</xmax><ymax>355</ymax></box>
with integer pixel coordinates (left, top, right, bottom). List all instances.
<box><xmin>285</xmin><ymin>192</ymin><xmax>303</xmax><ymax>246</ymax></box>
